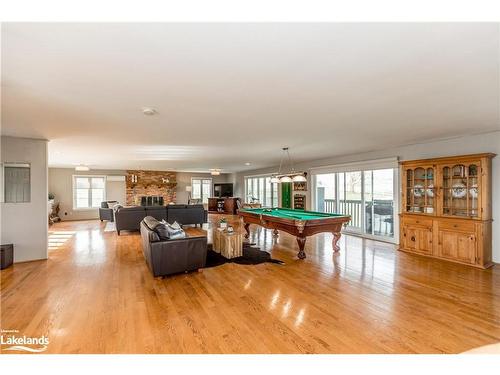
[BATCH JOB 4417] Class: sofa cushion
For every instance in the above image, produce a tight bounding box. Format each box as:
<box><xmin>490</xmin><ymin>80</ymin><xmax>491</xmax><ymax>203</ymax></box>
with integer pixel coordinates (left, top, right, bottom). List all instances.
<box><xmin>145</xmin><ymin>206</ymin><xmax>167</xmax><ymax>221</ymax></box>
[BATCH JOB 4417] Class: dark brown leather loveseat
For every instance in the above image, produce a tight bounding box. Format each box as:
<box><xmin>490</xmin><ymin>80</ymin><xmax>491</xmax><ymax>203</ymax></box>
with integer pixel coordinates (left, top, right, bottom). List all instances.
<box><xmin>140</xmin><ymin>216</ymin><xmax>207</xmax><ymax>277</ymax></box>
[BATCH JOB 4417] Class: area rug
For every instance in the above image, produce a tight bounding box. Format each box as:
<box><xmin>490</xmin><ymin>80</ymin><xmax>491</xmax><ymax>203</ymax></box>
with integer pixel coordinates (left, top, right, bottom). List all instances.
<box><xmin>205</xmin><ymin>243</ymin><xmax>284</xmax><ymax>268</ymax></box>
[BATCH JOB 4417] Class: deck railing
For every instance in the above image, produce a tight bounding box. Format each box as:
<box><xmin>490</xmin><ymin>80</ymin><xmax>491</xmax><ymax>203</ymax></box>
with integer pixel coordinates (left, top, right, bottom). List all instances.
<box><xmin>322</xmin><ymin>198</ymin><xmax>394</xmax><ymax>236</ymax></box>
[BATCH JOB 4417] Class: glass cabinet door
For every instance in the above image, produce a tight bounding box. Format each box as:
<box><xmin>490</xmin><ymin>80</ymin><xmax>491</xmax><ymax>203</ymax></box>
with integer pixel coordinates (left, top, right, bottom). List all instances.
<box><xmin>405</xmin><ymin>166</ymin><xmax>435</xmax><ymax>214</ymax></box>
<box><xmin>468</xmin><ymin>164</ymin><xmax>479</xmax><ymax>218</ymax></box>
<box><xmin>441</xmin><ymin>163</ymin><xmax>479</xmax><ymax>218</ymax></box>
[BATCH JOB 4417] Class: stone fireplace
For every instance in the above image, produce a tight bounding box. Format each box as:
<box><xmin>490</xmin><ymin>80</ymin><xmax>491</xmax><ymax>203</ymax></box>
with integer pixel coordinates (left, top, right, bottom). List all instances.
<box><xmin>126</xmin><ymin>170</ymin><xmax>177</xmax><ymax>205</ymax></box>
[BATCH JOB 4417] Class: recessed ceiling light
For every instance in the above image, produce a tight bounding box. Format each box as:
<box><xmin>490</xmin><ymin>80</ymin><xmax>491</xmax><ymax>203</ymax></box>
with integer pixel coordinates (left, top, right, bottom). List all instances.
<box><xmin>142</xmin><ymin>107</ymin><xmax>158</xmax><ymax>116</ymax></box>
<box><xmin>245</xmin><ymin>162</ymin><xmax>251</xmax><ymax>166</ymax></box>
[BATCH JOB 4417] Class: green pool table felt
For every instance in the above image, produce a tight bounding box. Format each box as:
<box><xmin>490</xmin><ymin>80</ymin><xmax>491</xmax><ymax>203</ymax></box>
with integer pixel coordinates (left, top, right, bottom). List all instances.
<box><xmin>239</xmin><ymin>208</ymin><xmax>348</xmax><ymax>221</ymax></box>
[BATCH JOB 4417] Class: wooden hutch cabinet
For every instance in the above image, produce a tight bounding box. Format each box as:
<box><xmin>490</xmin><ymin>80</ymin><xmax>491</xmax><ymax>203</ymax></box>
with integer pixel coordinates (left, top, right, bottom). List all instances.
<box><xmin>400</xmin><ymin>153</ymin><xmax>495</xmax><ymax>268</ymax></box>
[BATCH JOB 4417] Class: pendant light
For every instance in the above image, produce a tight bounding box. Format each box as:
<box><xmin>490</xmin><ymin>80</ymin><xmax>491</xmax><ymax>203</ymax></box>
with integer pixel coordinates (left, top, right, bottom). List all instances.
<box><xmin>270</xmin><ymin>175</ymin><xmax>280</xmax><ymax>183</ymax></box>
<box><xmin>292</xmin><ymin>174</ymin><xmax>307</xmax><ymax>182</ymax></box>
<box><xmin>270</xmin><ymin>147</ymin><xmax>307</xmax><ymax>183</ymax></box>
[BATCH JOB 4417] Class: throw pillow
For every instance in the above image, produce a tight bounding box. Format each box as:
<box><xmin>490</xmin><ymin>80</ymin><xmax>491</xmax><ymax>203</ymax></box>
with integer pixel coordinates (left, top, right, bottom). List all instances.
<box><xmin>107</xmin><ymin>201</ymin><xmax>118</xmax><ymax>210</ymax></box>
<box><xmin>166</xmin><ymin>224</ymin><xmax>186</xmax><ymax>240</ymax></box>
<box><xmin>156</xmin><ymin>221</ymin><xmax>186</xmax><ymax>240</ymax></box>
<box><xmin>154</xmin><ymin>222</ymin><xmax>169</xmax><ymax>240</ymax></box>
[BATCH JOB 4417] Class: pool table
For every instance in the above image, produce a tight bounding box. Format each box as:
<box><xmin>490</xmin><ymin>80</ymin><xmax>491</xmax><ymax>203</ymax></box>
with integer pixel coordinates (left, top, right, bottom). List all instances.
<box><xmin>238</xmin><ymin>208</ymin><xmax>351</xmax><ymax>259</ymax></box>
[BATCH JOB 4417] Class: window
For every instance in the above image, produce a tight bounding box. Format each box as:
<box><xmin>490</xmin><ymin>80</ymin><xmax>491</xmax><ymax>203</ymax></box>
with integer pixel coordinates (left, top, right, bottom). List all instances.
<box><xmin>191</xmin><ymin>177</ymin><xmax>212</xmax><ymax>204</ymax></box>
<box><xmin>311</xmin><ymin>159</ymin><xmax>398</xmax><ymax>242</ymax></box>
<box><xmin>244</xmin><ymin>175</ymin><xmax>278</xmax><ymax>207</ymax></box>
<box><xmin>2</xmin><ymin>163</ymin><xmax>30</xmax><ymax>203</ymax></box>
<box><xmin>73</xmin><ymin>176</ymin><xmax>106</xmax><ymax>209</ymax></box>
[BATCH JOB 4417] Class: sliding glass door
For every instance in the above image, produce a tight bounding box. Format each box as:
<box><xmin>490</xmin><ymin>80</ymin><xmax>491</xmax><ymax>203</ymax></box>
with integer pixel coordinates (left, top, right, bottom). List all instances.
<box><xmin>244</xmin><ymin>175</ymin><xmax>279</xmax><ymax>207</ymax></box>
<box><xmin>191</xmin><ymin>177</ymin><xmax>212</xmax><ymax>204</ymax></box>
<box><xmin>313</xmin><ymin>167</ymin><xmax>396</xmax><ymax>242</ymax></box>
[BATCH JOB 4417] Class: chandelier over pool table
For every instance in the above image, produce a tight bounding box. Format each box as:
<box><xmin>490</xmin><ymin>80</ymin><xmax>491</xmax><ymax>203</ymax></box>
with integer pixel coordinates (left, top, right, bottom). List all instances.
<box><xmin>270</xmin><ymin>147</ymin><xmax>307</xmax><ymax>183</ymax></box>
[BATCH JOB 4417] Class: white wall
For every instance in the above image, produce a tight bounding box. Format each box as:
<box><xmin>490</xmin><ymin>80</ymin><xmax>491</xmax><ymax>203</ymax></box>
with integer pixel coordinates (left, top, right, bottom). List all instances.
<box><xmin>49</xmin><ymin>168</ymin><xmax>126</xmax><ymax>221</ymax></box>
<box><xmin>233</xmin><ymin>131</ymin><xmax>500</xmax><ymax>262</ymax></box>
<box><xmin>1</xmin><ymin>136</ymin><xmax>48</xmax><ymax>262</ymax></box>
<box><xmin>106</xmin><ymin>179</ymin><xmax>126</xmax><ymax>204</ymax></box>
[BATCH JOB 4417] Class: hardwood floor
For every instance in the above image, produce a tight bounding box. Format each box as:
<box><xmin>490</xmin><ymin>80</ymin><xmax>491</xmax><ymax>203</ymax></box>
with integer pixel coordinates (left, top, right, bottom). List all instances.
<box><xmin>1</xmin><ymin>214</ymin><xmax>500</xmax><ymax>354</ymax></box>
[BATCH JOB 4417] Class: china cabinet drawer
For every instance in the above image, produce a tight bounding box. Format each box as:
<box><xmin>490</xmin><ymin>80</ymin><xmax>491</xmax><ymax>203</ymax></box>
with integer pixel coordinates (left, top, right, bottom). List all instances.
<box><xmin>438</xmin><ymin>220</ymin><xmax>475</xmax><ymax>233</ymax></box>
<box><xmin>401</xmin><ymin>217</ymin><xmax>432</xmax><ymax>228</ymax></box>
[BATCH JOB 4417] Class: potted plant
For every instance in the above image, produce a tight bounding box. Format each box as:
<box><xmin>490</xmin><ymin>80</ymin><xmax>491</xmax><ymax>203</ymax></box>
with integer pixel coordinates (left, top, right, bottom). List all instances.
<box><xmin>219</xmin><ymin>217</ymin><xmax>227</xmax><ymax>229</ymax></box>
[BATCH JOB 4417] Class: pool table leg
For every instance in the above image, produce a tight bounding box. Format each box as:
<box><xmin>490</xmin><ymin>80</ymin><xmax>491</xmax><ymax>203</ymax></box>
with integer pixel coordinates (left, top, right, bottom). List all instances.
<box><xmin>297</xmin><ymin>236</ymin><xmax>307</xmax><ymax>259</ymax></box>
<box><xmin>273</xmin><ymin>229</ymin><xmax>279</xmax><ymax>237</ymax></box>
<box><xmin>332</xmin><ymin>232</ymin><xmax>341</xmax><ymax>252</ymax></box>
<box><xmin>244</xmin><ymin>223</ymin><xmax>250</xmax><ymax>239</ymax></box>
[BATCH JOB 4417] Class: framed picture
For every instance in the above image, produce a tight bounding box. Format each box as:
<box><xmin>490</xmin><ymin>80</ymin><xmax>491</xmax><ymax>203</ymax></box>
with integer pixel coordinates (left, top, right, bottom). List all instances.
<box><xmin>293</xmin><ymin>181</ymin><xmax>307</xmax><ymax>191</ymax></box>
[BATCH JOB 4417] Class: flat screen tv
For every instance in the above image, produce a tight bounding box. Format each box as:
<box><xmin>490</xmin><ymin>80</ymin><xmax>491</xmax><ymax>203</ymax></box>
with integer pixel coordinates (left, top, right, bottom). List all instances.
<box><xmin>213</xmin><ymin>183</ymin><xmax>233</xmax><ymax>197</ymax></box>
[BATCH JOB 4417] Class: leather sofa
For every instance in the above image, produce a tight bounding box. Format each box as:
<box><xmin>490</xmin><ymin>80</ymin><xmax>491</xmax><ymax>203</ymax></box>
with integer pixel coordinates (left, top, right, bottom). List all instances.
<box><xmin>140</xmin><ymin>216</ymin><xmax>207</xmax><ymax>277</ymax></box>
<box><xmin>115</xmin><ymin>204</ymin><xmax>207</xmax><ymax>235</ymax></box>
<box><xmin>99</xmin><ymin>201</ymin><xmax>118</xmax><ymax>222</ymax></box>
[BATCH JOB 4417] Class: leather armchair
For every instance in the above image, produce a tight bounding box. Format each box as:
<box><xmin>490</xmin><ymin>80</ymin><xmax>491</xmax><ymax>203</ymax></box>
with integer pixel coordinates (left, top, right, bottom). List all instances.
<box><xmin>99</xmin><ymin>201</ymin><xmax>118</xmax><ymax>222</ymax></box>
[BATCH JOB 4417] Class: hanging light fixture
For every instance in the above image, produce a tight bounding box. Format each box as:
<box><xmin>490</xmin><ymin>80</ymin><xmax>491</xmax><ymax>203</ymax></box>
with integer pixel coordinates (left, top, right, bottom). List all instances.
<box><xmin>270</xmin><ymin>175</ymin><xmax>280</xmax><ymax>183</ymax></box>
<box><xmin>292</xmin><ymin>174</ymin><xmax>307</xmax><ymax>182</ymax></box>
<box><xmin>270</xmin><ymin>147</ymin><xmax>307</xmax><ymax>183</ymax></box>
<box><xmin>210</xmin><ymin>168</ymin><xmax>221</xmax><ymax>176</ymax></box>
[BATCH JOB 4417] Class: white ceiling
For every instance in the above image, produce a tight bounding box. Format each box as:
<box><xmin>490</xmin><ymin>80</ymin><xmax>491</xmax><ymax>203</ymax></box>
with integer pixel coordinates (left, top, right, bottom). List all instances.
<box><xmin>1</xmin><ymin>23</ymin><xmax>499</xmax><ymax>172</ymax></box>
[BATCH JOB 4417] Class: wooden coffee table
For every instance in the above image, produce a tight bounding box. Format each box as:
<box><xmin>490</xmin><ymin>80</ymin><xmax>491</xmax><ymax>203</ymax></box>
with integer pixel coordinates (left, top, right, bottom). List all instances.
<box><xmin>212</xmin><ymin>228</ymin><xmax>243</xmax><ymax>259</ymax></box>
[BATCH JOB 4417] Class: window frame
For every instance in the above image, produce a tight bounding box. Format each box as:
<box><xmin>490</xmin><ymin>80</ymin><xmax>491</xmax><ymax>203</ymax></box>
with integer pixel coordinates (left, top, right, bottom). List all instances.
<box><xmin>190</xmin><ymin>177</ymin><xmax>213</xmax><ymax>204</ymax></box>
<box><xmin>310</xmin><ymin>158</ymin><xmax>399</xmax><ymax>244</ymax></box>
<box><xmin>72</xmin><ymin>175</ymin><xmax>107</xmax><ymax>210</ymax></box>
<box><xmin>2</xmin><ymin>162</ymin><xmax>31</xmax><ymax>203</ymax></box>
<box><xmin>244</xmin><ymin>174</ymin><xmax>279</xmax><ymax>207</ymax></box>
